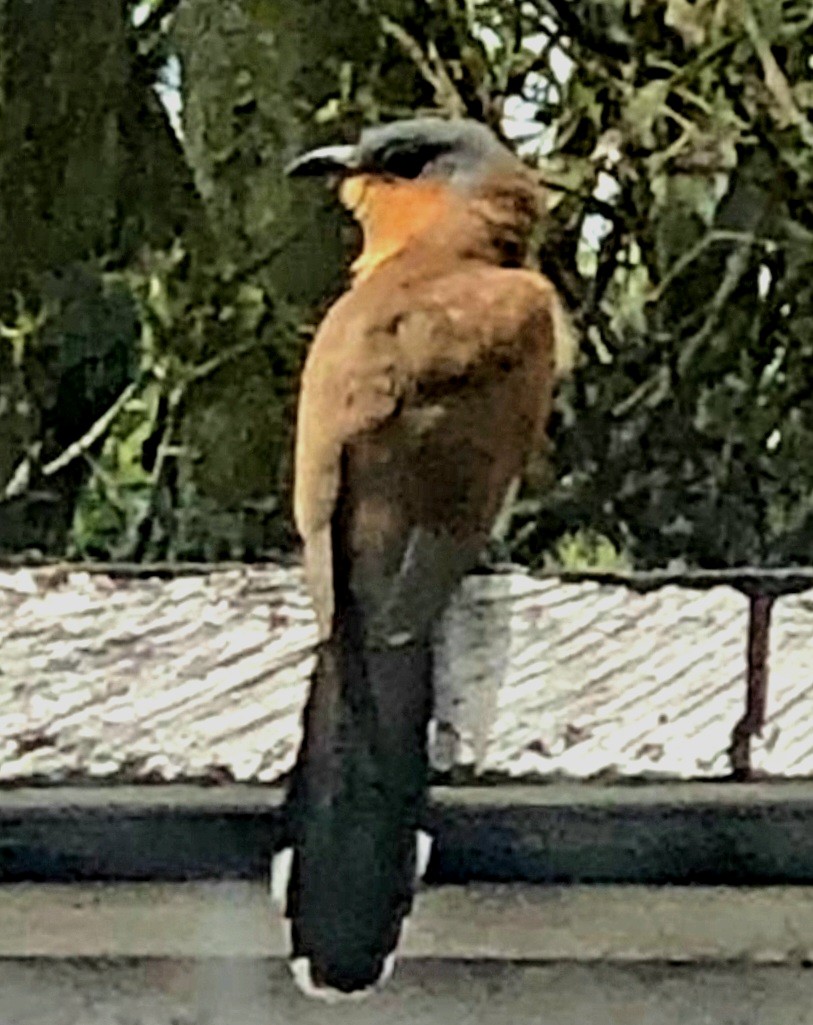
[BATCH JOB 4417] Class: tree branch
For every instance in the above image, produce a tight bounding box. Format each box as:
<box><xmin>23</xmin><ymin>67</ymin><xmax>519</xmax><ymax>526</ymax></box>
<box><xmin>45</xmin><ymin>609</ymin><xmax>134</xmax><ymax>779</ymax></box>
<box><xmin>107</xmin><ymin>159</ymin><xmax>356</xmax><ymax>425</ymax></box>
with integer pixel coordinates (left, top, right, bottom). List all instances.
<box><xmin>743</xmin><ymin>0</ymin><xmax>812</xmax><ymax>144</ymax></box>
<box><xmin>648</xmin><ymin>230</ymin><xmax>763</xmax><ymax>305</ymax></box>
<box><xmin>380</xmin><ymin>16</ymin><xmax>467</xmax><ymax>118</ymax></box>
<box><xmin>2</xmin><ymin>381</ymin><xmax>140</xmax><ymax>501</ymax></box>
<box><xmin>128</xmin><ymin>383</ymin><xmax>183</xmax><ymax>561</ymax></box>
<box><xmin>537</xmin><ymin>0</ymin><xmax>630</xmax><ymax>63</ymax></box>
<box><xmin>676</xmin><ymin>239</ymin><xmax>756</xmax><ymax>375</ymax></box>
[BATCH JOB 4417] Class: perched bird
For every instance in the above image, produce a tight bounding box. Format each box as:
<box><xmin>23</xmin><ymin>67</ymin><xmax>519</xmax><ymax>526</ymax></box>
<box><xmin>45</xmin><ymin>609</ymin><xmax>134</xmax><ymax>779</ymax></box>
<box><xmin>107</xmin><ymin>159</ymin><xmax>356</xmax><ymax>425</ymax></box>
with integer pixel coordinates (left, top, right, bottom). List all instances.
<box><xmin>274</xmin><ymin>116</ymin><xmax>573</xmax><ymax>1000</ymax></box>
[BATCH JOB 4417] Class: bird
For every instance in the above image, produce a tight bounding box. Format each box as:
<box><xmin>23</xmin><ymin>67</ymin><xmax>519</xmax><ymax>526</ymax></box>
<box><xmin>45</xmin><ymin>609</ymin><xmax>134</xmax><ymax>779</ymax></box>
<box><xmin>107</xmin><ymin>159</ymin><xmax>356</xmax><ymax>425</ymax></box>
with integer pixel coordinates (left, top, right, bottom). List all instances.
<box><xmin>273</xmin><ymin>116</ymin><xmax>574</xmax><ymax>1001</ymax></box>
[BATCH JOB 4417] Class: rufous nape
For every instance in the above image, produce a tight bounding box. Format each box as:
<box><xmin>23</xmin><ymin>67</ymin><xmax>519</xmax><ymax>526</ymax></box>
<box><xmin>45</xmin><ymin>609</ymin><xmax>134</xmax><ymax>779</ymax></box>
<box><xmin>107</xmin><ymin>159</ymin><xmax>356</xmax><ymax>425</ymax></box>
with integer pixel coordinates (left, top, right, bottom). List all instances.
<box><xmin>273</xmin><ymin>117</ymin><xmax>574</xmax><ymax>1001</ymax></box>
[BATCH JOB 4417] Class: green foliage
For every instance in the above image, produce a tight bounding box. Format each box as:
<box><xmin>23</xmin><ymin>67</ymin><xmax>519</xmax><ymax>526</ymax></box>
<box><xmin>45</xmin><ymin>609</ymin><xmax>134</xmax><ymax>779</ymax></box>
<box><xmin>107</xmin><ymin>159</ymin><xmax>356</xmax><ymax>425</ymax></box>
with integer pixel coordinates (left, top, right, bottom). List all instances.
<box><xmin>69</xmin><ymin>241</ymin><xmax>304</xmax><ymax>560</ymax></box>
<box><xmin>505</xmin><ymin>0</ymin><xmax>813</xmax><ymax>568</ymax></box>
<box><xmin>550</xmin><ymin>529</ymin><xmax>632</xmax><ymax>571</ymax></box>
<box><xmin>2</xmin><ymin>0</ymin><xmax>813</xmax><ymax>571</ymax></box>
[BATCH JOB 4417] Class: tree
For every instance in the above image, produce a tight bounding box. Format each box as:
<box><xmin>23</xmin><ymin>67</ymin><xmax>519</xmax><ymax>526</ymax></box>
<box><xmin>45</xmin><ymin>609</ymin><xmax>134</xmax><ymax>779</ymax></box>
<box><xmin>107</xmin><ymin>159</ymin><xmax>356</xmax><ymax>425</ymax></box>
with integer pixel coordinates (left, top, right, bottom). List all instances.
<box><xmin>0</xmin><ymin>0</ymin><xmax>202</xmax><ymax>553</ymax></box>
<box><xmin>520</xmin><ymin>0</ymin><xmax>813</xmax><ymax>568</ymax></box>
<box><xmin>3</xmin><ymin>0</ymin><xmax>811</xmax><ymax>570</ymax></box>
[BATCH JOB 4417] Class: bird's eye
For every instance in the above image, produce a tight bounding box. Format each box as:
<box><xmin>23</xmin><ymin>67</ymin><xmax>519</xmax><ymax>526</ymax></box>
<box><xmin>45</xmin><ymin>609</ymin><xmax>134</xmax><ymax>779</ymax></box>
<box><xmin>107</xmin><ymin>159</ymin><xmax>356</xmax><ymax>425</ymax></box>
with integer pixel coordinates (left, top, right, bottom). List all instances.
<box><xmin>379</xmin><ymin>146</ymin><xmax>431</xmax><ymax>179</ymax></box>
<box><xmin>378</xmin><ymin>143</ymin><xmax>450</xmax><ymax>180</ymax></box>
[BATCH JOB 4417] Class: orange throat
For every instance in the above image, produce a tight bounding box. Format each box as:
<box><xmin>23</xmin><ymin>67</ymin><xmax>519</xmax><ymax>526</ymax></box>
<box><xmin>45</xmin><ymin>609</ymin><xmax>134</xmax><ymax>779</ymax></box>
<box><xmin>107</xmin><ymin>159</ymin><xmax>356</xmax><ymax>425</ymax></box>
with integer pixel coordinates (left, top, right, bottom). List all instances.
<box><xmin>339</xmin><ymin>174</ymin><xmax>457</xmax><ymax>281</ymax></box>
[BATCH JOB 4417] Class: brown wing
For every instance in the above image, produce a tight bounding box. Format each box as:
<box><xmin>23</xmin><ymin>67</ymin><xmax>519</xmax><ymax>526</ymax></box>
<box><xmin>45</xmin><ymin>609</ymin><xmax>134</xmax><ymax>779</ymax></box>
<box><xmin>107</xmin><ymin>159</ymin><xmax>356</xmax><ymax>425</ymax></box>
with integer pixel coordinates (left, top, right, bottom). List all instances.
<box><xmin>294</xmin><ymin>265</ymin><xmax>558</xmax><ymax>639</ymax></box>
<box><xmin>294</xmin><ymin>292</ymin><xmax>405</xmax><ymax>637</ymax></box>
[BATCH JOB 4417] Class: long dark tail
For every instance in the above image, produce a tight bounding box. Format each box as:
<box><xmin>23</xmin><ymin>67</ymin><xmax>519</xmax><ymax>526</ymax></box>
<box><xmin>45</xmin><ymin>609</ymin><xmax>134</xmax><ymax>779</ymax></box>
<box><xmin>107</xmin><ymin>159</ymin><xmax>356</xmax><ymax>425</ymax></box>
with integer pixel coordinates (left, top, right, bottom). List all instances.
<box><xmin>282</xmin><ymin>601</ymin><xmax>433</xmax><ymax>996</ymax></box>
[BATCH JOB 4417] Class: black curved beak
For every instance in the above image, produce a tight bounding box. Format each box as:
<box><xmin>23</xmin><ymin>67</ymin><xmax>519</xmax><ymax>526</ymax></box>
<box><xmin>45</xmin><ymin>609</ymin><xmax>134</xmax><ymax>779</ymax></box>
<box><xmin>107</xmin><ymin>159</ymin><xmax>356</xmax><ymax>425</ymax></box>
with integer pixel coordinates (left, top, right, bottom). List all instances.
<box><xmin>284</xmin><ymin>143</ymin><xmax>361</xmax><ymax>178</ymax></box>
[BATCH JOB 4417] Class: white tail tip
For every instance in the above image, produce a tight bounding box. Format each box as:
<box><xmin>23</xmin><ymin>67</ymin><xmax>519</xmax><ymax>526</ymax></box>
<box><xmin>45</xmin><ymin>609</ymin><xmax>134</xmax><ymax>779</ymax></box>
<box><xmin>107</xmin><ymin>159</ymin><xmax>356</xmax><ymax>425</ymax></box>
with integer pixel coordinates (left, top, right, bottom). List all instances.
<box><xmin>416</xmin><ymin>830</ymin><xmax>433</xmax><ymax>880</ymax></box>
<box><xmin>290</xmin><ymin>953</ymin><xmax>396</xmax><ymax>1002</ymax></box>
<box><xmin>270</xmin><ymin>847</ymin><xmax>293</xmax><ymax>908</ymax></box>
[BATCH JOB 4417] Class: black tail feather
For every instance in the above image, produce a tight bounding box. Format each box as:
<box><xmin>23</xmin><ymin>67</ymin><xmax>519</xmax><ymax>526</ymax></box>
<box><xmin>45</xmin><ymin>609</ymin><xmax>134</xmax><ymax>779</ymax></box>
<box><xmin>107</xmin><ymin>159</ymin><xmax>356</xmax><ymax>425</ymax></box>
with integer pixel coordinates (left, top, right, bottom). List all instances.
<box><xmin>284</xmin><ymin>604</ymin><xmax>433</xmax><ymax>993</ymax></box>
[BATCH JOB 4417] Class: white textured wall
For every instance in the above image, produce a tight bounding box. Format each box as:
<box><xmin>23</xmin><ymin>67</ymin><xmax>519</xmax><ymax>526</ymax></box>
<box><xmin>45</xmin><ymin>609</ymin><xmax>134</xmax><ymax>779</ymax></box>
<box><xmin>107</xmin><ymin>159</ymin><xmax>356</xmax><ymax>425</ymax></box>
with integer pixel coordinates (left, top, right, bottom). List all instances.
<box><xmin>0</xmin><ymin>564</ymin><xmax>810</xmax><ymax>782</ymax></box>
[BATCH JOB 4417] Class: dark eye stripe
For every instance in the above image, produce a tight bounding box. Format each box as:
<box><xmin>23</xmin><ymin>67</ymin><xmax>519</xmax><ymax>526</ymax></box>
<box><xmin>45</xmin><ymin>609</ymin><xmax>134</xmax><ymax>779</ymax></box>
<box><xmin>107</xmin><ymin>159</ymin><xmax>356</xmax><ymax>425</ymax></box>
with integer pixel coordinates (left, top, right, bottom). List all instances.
<box><xmin>377</xmin><ymin>142</ymin><xmax>453</xmax><ymax>179</ymax></box>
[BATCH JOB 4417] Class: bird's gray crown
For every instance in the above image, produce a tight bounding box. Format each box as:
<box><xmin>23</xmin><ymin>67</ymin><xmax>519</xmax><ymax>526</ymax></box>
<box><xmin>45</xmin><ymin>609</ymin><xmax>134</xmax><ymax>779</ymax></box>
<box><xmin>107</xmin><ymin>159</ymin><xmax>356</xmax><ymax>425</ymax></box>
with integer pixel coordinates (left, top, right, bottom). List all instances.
<box><xmin>285</xmin><ymin>117</ymin><xmax>517</xmax><ymax>187</ymax></box>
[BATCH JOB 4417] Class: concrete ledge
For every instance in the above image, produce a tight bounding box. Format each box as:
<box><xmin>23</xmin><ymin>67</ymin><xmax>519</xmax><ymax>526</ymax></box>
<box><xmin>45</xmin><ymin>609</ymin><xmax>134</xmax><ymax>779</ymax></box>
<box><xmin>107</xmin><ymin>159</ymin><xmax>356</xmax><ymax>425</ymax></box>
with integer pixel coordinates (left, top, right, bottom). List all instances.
<box><xmin>3</xmin><ymin>882</ymin><xmax>813</xmax><ymax>963</ymax></box>
<box><xmin>3</xmin><ymin>960</ymin><xmax>813</xmax><ymax>1025</ymax></box>
<box><xmin>3</xmin><ymin>783</ymin><xmax>813</xmax><ymax>884</ymax></box>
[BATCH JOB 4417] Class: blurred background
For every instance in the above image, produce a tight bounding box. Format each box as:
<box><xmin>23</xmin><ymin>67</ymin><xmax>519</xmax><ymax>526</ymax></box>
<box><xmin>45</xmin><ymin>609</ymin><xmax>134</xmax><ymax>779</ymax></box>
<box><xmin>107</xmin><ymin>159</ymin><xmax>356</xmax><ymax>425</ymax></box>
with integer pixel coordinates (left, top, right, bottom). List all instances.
<box><xmin>0</xmin><ymin>0</ymin><xmax>811</xmax><ymax>570</ymax></box>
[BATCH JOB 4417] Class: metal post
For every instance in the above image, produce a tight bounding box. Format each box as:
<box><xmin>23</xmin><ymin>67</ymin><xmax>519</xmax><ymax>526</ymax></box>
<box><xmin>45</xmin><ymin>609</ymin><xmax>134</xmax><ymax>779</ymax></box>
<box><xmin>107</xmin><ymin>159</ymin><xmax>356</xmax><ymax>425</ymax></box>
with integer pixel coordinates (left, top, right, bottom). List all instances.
<box><xmin>729</xmin><ymin>593</ymin><xmax>774</xmax><ymax>781</ymax></box>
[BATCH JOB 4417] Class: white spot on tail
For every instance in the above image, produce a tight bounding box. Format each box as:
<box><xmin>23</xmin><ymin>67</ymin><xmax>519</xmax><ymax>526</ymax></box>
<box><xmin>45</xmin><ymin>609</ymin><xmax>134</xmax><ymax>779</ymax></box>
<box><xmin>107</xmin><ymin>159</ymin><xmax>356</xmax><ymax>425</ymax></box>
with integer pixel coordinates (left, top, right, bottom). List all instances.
<box><xmin>291</xmin><ymin>959</ymin><xmax>353</xmax><ymax>1003</ymax></box>
<box><xmin>416</xmin><ymin>830</ymin><xmax>433</xmax><ymax>880</ymax></box>
<box><xmin>289</xmin><ymin>953</ymin><xmax>396</xmax><ymax>1002</ymax></box>
<box><xmin>270</xmin><ymin>847</ymin><xmax>293</xmax><ymax>908</ymax></box>
<box><xmin>380</xmin><ymin>952</ymin><xmax>396</xmax><ymax>984</ymax></box>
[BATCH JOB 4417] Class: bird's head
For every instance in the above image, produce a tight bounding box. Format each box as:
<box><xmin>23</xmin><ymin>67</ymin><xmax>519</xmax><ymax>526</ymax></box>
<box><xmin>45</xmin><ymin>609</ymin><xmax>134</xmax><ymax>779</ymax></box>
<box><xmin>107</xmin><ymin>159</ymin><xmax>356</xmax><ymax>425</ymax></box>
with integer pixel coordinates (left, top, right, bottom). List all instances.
<box><xmin>285</xmin><ymin>116</ymin><xmax>521</xmax><ymax>187</ymax></box>
<box><xmin>286</xmin><ymin>117</ymin><xmax>539</xmax><ymax>278</ymax></box>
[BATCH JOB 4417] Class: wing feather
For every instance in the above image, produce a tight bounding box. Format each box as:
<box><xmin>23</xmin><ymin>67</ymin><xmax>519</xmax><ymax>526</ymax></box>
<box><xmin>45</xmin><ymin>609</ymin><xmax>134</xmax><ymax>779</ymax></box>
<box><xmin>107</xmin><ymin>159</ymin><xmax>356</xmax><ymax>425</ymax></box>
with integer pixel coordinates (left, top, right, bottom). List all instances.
<box><xmin>294</xmin><ymin>266</ymin><xmax>559</xmax><ymax>638</ymax></box>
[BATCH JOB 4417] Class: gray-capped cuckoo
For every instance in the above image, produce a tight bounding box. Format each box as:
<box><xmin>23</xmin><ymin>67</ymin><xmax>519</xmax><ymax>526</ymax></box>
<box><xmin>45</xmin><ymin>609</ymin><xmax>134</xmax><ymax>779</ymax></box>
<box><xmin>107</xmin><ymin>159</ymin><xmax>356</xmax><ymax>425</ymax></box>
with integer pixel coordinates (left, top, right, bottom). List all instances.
<box><xmin>274</xmin><ymin>116</ymin><xmax>573</xmax><ymax>1000</ymax></box>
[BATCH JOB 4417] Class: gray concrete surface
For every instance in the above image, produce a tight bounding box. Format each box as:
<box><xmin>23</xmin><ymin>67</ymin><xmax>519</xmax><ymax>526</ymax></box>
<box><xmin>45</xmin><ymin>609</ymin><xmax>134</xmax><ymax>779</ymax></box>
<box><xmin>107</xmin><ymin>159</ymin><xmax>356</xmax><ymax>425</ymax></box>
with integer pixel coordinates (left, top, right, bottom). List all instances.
<box><xmin>2</xmin><ymin>959</ymin><xmax>813</xmax><ymax>1025</ymax></box>
<box><xmin>6</xmin><ymin>882</ymin><xmax>813</xmax><ymax>962</ymax></box>
<box><xmin>3</xmin><ymin>883</ymin><xmax>813</xmax><ymax>1022</ymax></box>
